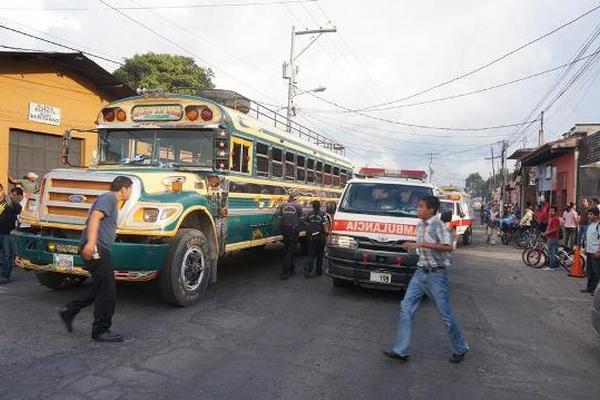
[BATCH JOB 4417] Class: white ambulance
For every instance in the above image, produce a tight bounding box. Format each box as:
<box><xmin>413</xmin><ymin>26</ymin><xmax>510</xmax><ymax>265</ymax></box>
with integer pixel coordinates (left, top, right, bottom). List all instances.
<box><xmin>438</xmin><ymin>193</ymin><xmax>474</xmax><ymax>248</ymax></box>
<box><xmin>325</xmin><ymin>168</ymin><xmax>434</xmax><ymax>289</ymax></box>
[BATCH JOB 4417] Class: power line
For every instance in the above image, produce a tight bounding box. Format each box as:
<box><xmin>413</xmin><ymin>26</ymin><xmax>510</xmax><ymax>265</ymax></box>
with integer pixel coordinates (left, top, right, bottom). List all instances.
<box><xmin>359</xmin><ymin>2</ymin><xmax>600</xmax><ymax>111</ymax></box>
<box><xmin>311</xmin><ymin>48</ymin><xmax>600</xmax><ymax>113</ymax></box>
<box><xmin>0</xmin><ymin>0</ymin><xmax>318</xmax><ymax>11</ymax></box>
<box><xmin>0</xmin><ymin>24</ymin><xmax>124</xmax><ymax>65</ymax></box>
<box><xmin>306</xmin><ymin>91</ymin><xmax>540</xmax><ymax>131</ymax></box>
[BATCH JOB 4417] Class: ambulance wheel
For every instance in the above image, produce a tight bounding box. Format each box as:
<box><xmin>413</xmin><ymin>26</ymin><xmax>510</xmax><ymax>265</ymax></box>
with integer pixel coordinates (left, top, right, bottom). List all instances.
<box><xmin>462</xmin><ymin>227</ymin><xmax>472</xmax><ymax>245</ymax></box>
<box><xmin>35</xmin><ymin>271</ymin><xmax>86</xmax><ymax>290</ymax></box>
<box><xmin>160</xmin><ymin>228</ymin><xmax>214</xmax><ymax>307</ymax></box>
<box><xmin>332</xmin><ymin>278</ymin><xmax>351</xmax><ymax>287</ymax></box>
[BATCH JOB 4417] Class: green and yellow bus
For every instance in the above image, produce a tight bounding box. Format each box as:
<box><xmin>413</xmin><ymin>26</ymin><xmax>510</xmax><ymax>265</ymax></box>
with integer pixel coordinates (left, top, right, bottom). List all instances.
<box><xmin>12</xmin><ymin>90</ymin><xmax>353</xmax><ymax>306</ymax></box>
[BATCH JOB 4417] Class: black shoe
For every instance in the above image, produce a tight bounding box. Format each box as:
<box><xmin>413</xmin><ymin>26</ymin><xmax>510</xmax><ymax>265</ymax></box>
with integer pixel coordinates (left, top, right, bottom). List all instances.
<box><xmin>580</xmin><ymin>288</ymin><xmax>593</xmax><ymax>293</ymax></box>
<box><xmin>92</xmin><ymin>331</ymin><xmax>124</xmax><ymax>342</ymax></box>
<box><xmin>382</xmin><ymin>350</ymin><xmax>410</xmax><ymax>362</ymax></box>
<box><xmin>449</xmin><ymin>352</ymin><xmax>466</xmax><ymax>363</ymax></box>
<box><xmin>58</xmin><ymin>307</ymin><xmax>74</xmax><ymax>333</ymax></box>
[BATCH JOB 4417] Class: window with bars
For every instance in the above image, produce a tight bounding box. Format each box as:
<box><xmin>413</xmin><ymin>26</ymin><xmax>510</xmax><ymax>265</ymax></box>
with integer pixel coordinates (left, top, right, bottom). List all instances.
<box><xmin>296</xmin><ymin>155</ymin><xmax>306</xmax><ymax>182</ymax></box>
<box><xmin>272</xmin><ymin>147</ymin><xmax>283</xmax><ymax>178</ymax></box>
<box><xmin>316</xmin><ymin>161</ymin><xmax>323</xmax><ymax>184</ymax></box>
<box><xmin>256</xmin><ymin>142</ymin><xmax>269</xmax><ymax>177</ymax></box>
<box><xmin>307</xmin><ymin>158</ymin><xmax>315</xmax><ymax>183</ymax></box>
<box><xmin>285</xmin><ymin>151</ymin><xmax>295</xmax><ymax>180</ymax></box>
<box><xmin>324</xmin><ymin>163</ymin><xmax>332</xmax><ymax>185</ymax></box>
<box><xmin>333</xmin><ymin>166</ymin><xmax>340</xmax><ymax>186</ymax></box>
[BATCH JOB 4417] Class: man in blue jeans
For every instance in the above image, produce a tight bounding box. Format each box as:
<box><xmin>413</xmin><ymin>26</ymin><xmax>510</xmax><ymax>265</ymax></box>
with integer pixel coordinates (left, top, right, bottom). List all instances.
<box><xmin>383</xmin><ymin>195</ymin><xmax>469</xmax><ymax>363</ymax></box>
<box><xmin>0</xmin><ymin>185</ymin><xmax>23</xmax><ymax>284</ymax></box>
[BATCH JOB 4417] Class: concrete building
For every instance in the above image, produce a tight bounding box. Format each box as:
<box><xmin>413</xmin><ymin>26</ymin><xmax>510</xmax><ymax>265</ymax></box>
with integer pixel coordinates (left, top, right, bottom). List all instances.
<box><xmin>0</xmin><ymin>51</ymin><xmax>134</xmax><ymax>189</ymax></box>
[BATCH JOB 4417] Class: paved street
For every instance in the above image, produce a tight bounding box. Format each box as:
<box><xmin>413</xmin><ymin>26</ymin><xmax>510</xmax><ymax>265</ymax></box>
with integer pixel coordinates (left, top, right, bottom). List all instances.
<box><xmin>1</xmin><ymin>227</ymin><xmax>599</xmax><ymax>400</ymax></box>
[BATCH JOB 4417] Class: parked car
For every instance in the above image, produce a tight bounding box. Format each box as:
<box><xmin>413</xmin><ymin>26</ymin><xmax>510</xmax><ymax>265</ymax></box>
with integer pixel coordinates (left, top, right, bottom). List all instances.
<box><xmin>593</xmin><ymin>285</ymin><xmax>600</xmax><ymax>338</ymax></box>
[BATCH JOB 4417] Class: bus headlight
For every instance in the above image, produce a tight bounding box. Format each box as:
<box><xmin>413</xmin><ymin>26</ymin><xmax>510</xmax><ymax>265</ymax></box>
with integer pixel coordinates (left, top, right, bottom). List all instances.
<box><xmin>125</xmin><ymin>203</ymin><xmax>183</xmax><ymax>229</ymax></box>
<box><xmin>329</xmin><ymin>234</ymin><xmax>358</xmax><ymax>249</ymax></box>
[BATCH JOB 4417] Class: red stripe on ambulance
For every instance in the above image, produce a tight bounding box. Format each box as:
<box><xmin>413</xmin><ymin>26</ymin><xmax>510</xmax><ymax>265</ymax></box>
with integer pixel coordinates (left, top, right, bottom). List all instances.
<box><xmin>333</xmin><ymin>220</ymin><xmax>417</xmax><ymax>237</ymax></box>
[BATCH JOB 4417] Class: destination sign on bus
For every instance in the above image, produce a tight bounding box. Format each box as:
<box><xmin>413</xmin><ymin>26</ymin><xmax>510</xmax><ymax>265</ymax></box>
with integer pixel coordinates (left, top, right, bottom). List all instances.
<box><xmin>131</xmin><ymin>104</ymin><xmax>183</xmax><ymax>122</ymax></box>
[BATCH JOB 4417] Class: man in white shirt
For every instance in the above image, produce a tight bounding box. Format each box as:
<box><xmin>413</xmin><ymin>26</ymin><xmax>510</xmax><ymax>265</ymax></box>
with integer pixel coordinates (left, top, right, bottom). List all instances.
<box><xmin>519</xmin><ymin>203</ymin><xmax>534</xmax><ymax>227</ymax></box>
<box><xmin>582</xmin><ymin>207</ymin><xmax>600</xmax><ymax>295</ymax></box>
<box><xmin>562</xmin><ymin>203</ymin><xmax>578</xmax><ymax>247</ymax></box>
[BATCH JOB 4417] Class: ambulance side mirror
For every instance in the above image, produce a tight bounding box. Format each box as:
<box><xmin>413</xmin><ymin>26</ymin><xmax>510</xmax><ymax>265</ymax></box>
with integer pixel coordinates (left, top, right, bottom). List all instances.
<box><xmin>440</xmin><ymin>210</ymin><xmax>452</xmax><ymax>223</ymax></box>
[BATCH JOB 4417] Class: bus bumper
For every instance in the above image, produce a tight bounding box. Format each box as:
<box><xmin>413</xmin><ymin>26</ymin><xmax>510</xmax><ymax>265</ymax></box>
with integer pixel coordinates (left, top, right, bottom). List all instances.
<box><xmin>11</xmin><ymin>230</ymin><xmax>169</xmax><ymax>281</ymax></box>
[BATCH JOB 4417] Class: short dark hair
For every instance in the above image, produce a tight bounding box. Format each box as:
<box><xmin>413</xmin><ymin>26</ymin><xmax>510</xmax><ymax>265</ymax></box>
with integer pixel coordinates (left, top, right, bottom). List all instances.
<box><xmin>550</xmin><ymin>206</ymin><xmax>558</xmax><ymax>212</ymax></box>
<box><xmin>110</xmin><ymin>176</ymin><xmax>133</xmax><ymax>192</ymax></box>
<box><xmin>311</xmin><ymin>200</ymin><xmax>321</xmax><ymax>210</ymax></box>
<box><xmin>11</xmin><ymin>187</ymin><xmax>23</xmax><ymax>196</ymax></box>
<box><xmin>587</xmin><ymin>207</ymin><xmax>600</xmax><ymax>217</ymax></box>
<box><xmin>420</xmin><ymin>195</ymin><xmax>440</xmax><ymax>213</ymax></box>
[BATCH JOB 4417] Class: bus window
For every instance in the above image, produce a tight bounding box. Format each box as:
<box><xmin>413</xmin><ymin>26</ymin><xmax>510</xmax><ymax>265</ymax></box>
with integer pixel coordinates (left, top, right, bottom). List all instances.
<box><xmin>285</xmin><ymin>151</ymin><xmax>295</xmax><ymax>180</ymax></box>
<box><xmin>231</xmin><ymin>137</ymin><xmax>252</xmax><ymax>173</ymax></box>
<box><xmin>256</xmin><ymin>142</ymin><xmax>269</xmax><ymax>177</ymax></box>
<box><xmin>333</xmin><ymin>166</ymin><xmax>340</xmax><ymax>186</ymax></box>
<box><xmin>341</xmin><ymin>169</ymin><xmax>347</xmax><ymax>185</ymax></box>
<box><xmin>297</xmin><ymin>155</ymin><xmax>306</xmax><ymax>182</ymax></box>
<box><xmin>324</xmin><ymin>164</ymin><xmax>332</xmax><ymax>185</ymax></box>
<box><xmin>307</xmin><ymin>158</ymin><xmax>315</xmax><ymax>183</ymax></box>
<box><xmin>316</xmin><ymin>161</ymin><xmax>323</xmax><ymax>184</ymax></box>
<box><xmin>272</xmin><ymin>147</ymin><xmax>283</xmax><ymax>178</ymax></box>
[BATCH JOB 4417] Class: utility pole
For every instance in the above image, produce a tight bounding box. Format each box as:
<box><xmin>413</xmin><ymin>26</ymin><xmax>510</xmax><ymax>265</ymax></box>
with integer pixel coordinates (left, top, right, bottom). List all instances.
<box><xmin>485</xmin><ymin>146</ymin><xmax>496</xmax><ymax>199</ymax></box>
<box><xmin>500</xmin><ymin>140</ymin><xmax>508</xmax><ymax>210</ymax></box>
<box><xmin>538</xmin><ymin>111</ymin><xmax>544</xmax><ymax>146</ymax></box>
<box><xmin>425</xmin><ymin>152</ymin><xmax>439</xmax><ymax>183</ymax></box>
<box><xmin>284</xmin><ymin>26</ymin><xmax>336</xmax><ymax>132</ymax></box>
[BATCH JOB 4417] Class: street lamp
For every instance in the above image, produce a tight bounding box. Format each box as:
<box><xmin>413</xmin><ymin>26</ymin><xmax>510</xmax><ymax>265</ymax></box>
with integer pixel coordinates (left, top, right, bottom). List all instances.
<box><xmin>283</xmin><ymin>25</ymin><xmax>336</xmax><ymax>132</ymax></box>
<box><xmin>279</xmin><ymin>86</ymin><xmax>326</xmax><ymax>115</ymax></box>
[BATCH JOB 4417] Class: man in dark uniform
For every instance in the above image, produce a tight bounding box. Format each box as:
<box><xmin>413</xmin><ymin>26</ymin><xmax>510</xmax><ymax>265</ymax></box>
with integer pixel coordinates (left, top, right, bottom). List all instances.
<box><xmin>59</xmin><ymin>176</ymin><xmax>133</xmax><ymax>342</ymax></box>
<box><xmin>279</xmin><ymin>192</ymin><xmax>303</xmax><ymax>280</ymax></box>
<box><xmin>304</xmin><ymin>200</ymin><xmax>329</xmax><ymax>278</ymax></box>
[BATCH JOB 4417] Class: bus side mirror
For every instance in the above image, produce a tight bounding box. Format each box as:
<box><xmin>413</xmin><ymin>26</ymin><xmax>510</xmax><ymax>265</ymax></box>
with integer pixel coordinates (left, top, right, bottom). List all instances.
<box><xmin>440</xmin><ymin>210</ymin><xmax>452</xmax><ymax>223</ymax></box>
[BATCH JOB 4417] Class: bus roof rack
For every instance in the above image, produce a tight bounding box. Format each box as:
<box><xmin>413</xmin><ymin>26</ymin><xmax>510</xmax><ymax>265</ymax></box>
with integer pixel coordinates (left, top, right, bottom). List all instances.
<box><xmin>172</xmin><ymin>87</ymin><xmax>346</xmax><ymax>156</ymax></box>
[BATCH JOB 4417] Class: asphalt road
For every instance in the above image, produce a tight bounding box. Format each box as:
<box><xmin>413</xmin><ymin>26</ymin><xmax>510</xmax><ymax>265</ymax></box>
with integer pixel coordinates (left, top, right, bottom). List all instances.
<box><xmin>1</xmin><ymin>228</ymin><xmax>599</xmax><ymax>400</ymax></box>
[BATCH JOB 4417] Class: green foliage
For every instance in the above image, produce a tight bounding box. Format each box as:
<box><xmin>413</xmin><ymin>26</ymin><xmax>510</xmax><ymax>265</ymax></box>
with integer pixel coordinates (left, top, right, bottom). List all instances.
<box><xmin>113</xmin><ymin>52</ymin><xmax>215</xmax><ymax>95</ymax></box>
<box><xmin>465</xmin><ymin>172</ymin><xmax>487</xmax><ymax>197</ymax></box>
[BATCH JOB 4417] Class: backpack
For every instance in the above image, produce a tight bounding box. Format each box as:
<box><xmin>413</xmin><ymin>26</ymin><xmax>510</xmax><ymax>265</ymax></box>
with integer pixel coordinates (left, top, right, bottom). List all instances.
<box><xmin>306</xmin><ymin>212</ymin><xmax>325</xmax><ymax>236</ymax></box>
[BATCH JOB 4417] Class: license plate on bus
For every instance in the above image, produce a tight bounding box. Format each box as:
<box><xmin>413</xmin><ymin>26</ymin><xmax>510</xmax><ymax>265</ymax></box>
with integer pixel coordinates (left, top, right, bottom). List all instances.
<box><xmin>53</xmin><ymin>254</ymin><xmax>74</xmax><ymax>270</ymax></box>
<box><xmin>370</xmin><ymin>271</ymin><xmax>392</xmax><ymax>284</ymax></box>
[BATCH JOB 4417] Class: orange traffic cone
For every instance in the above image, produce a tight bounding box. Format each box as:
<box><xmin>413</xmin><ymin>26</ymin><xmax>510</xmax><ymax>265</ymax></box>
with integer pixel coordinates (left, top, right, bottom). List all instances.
<box><xmin>568</xmin><ymin>246</ymin><xmax>585</xmax><ymax>278</ymax></box>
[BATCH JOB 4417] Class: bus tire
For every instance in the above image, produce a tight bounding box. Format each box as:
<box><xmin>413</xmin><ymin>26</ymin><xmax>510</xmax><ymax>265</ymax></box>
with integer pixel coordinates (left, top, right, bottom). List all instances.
<box><xmin>159</xmin><ymin>228</ymin><xmax>213</xmax><ymax>307</ymax></box>
<box><xmin>35</xmin><ymin>271</ymin><xmax>86</xmax><ymax>290</ymax></box>
<box><xmin>462</xmin><ymin>227</ymin><xmax>472</xmax><ymax>245</ymax></box>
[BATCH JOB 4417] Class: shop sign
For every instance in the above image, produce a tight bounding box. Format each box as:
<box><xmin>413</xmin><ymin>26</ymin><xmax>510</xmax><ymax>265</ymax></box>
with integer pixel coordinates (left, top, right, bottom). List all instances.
<box><xmin>28</xmin><ymin>102</ymin><xmax>61</xmax><ymax>126</ymax></box>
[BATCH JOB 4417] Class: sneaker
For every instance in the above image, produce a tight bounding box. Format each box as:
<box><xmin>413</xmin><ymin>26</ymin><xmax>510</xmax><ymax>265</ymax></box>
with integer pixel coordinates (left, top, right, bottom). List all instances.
<box><xmin>382</xmin><ymin>350</ymin><xmax>410</xmax><ymax>362</ymax></box>
<box><xmin>58</xmin><ymin>307</ymin><xmax>75</xmax><ymax>333</ymax></box>
<box><xmin>449</xmin><ymin>352</ymin><xmax>466</xmax><ymax>363</ymax></box>
<box><xmin>92</xmin><ymin>330</ymin><xmax>124</xmax><ymax>342</ymax></box>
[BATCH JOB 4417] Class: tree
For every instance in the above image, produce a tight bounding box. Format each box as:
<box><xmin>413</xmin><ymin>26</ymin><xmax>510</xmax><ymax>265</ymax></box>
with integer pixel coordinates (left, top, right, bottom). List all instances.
<box><xmin>113</xmin><ymin>53</ymin><xmax>215</xmax><ymax>94</ymax></box>
<box><xmin>465</xmin><ymin>172</ymin><xmax>486</xmax><ymax>197</ymax></box>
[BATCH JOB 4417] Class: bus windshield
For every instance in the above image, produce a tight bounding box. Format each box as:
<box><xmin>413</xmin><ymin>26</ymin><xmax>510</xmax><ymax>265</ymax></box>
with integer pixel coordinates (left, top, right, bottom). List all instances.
<box><xmin>99</xmin><ymin>129</ymin><xmax>214</xmax><ymax>167</ymax></box>
<box><xmin>339</xmin><ymin>182</ymin><xmax>433</xmax><ymax>218</ymax></box>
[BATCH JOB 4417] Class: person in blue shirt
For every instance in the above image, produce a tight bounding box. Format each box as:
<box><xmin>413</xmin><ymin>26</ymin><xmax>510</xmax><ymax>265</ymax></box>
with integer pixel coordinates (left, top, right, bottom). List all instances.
<box><xmin>59</xmin><ymin>176</ymin><xmax>133</xmax><ymax>342</ymax></box>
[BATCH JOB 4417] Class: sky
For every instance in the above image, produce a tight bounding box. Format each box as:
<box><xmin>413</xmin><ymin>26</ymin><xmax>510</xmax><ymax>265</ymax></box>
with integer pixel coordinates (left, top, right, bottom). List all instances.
<box><xmin>2</xmin><ymin>0</ymin><xmax>600</xmax><ymax>187</ymax></box>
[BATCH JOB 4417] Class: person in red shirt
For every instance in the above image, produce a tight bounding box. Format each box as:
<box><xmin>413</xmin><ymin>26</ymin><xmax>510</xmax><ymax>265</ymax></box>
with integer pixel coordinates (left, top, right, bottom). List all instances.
<box><xmin>544</xmin><ymin>206</ymin><xmax>560</xmax><ymax>270</ymax></box>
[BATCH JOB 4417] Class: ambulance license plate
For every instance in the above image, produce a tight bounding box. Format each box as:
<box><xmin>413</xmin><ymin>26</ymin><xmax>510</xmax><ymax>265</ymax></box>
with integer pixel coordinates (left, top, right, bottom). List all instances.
<box><xmin>53</xmin><ymin>254</ymin><xmax>74</xmax><ymax>270</ymax></box>
<box><xmin>370</xmin><ymin>271</ymin><xmax>392</xmax><ymax>284</ymax></box>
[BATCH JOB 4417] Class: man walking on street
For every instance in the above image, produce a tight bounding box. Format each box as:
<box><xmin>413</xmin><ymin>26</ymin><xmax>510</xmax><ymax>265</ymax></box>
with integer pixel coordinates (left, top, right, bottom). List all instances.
<box><xmin>0</xmin><ymin>185</ymin><xmax>23</xmax><ymax>284</ymax></box>
<box><xmin>543</xmin><ymin>206</ymin><xmax>561</xmax><ymax>271</ymax></box>
<box><xmin>577</xmin><ymin>198</ymin><xmax>590</xmax><ymax>247</ymax></box>
<box><xmin>581</xmin><ymin>207</ymin><xmax>600</xmax><ymax>295</ymax></box>
<box><xmin>304</xmin><ymin>200</ymin><xmax>328</xmax><ymax>278</ymax></box>
<box><xmin>383</xmin><ymin>195</ymin><xmax>469</xmax><ymax>363</ymax></box>
<box><xmin>59</xmin><ymin>176</ymin><xmax>133</xmax><ymax>342</ymax></box>
<box><xmin>279</xmin><ymin>192</ymin><xmax>303</xmax><ymax>280</ymax></box>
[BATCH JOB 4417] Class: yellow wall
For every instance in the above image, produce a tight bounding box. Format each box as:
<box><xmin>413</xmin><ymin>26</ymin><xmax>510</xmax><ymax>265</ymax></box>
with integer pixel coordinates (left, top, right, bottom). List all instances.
<box><xmin>0</xmin><ymin>60</ymin><xmax>112</xmax><ymax>189</ymax></box>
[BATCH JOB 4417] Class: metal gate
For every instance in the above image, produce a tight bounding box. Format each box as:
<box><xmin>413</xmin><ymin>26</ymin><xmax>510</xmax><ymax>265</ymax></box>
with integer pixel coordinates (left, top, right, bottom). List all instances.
<box><xmin>8</xmin><ymin>129</ymin><xmax>82</xmax><ymax>180</ymax></box>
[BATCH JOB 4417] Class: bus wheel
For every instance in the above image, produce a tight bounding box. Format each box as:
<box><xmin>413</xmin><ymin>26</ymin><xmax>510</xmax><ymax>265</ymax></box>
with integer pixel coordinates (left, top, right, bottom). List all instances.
<box><xmin>160</xmin><ymin>228</ymin><xmax>213</xmax><ymax>307</ymax></box>
<box><xmin>462</xmin><ymin>227</ymin><xmax>472</xmax><ymax>245</ymax></box>
<box><xmin>35</xmin><ymin>271</ymin><xmax>86</xmax><ymax>290</ymax></box>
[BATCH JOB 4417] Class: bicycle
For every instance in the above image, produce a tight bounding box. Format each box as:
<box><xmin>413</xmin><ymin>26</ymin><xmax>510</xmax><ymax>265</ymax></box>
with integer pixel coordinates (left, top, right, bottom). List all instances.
<box><xmin>523</xmin><ymin>242</ymin><xmax>585</xmax><ymax>272</ymax></box>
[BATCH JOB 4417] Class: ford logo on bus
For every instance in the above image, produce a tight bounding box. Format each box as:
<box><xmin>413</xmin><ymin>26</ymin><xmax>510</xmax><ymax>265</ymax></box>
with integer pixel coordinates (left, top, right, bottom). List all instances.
<box><xmin>68</xmin><ymin>194</ymin><xmax>87</xmax><ymax>204</ymax></box>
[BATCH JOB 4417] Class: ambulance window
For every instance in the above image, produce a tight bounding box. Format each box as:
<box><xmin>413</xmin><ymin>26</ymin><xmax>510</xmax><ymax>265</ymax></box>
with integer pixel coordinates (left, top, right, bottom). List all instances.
<box><xmin>439</xmin><ymin>201</ymin><xmax>454</xmax><ymax>215</ymax></box>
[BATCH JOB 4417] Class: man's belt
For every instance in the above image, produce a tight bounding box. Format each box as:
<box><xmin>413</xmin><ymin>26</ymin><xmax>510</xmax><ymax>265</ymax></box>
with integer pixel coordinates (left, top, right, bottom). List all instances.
<box><xmin>419</xmin><ymin>266</ymin><xmax>446</xmax><ymax>273</ymax></box>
